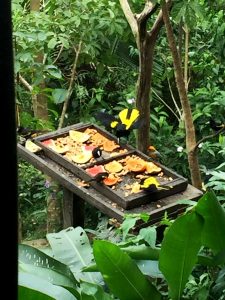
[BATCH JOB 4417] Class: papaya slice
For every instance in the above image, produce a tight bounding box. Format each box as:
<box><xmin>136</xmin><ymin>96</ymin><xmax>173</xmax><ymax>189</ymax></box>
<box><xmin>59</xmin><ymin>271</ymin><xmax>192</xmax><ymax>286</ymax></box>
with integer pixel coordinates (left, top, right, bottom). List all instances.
<box><xmin>86</xmin><ymin>165</ymin><xmax>105</xmax><ymax>177</ymax></box>
<box><xmin>102</xmin><ymin>139</ymin><xmax>120</xmax><ymax>152</ymax></box>
<box><xmin>145</xmin><ymin>162</ymin><xmax>162</xmax><ymax>174</ymax></box>
<box><xmin>69</xmin><ymin>130</ymin><xmax>90</xmax><ymax>143</ymax></box>
<box><xmin>103</xmin><ymin>174</ymin><xmax>119</xmax><ymax>186</ymax></box>
<box><xmin>104</xmin><ymin>160</ymin><xmax>123</xmax><ymax>173</ymax></box>
<box><xmin>25</xmin><ymin>140</ymin><xmax>42</xmax><ymax>153</ymax></box>
<box><xmin>126</xmin><ymin>157</ymin><xmax>146</xmax><ymax>172</ymax></box>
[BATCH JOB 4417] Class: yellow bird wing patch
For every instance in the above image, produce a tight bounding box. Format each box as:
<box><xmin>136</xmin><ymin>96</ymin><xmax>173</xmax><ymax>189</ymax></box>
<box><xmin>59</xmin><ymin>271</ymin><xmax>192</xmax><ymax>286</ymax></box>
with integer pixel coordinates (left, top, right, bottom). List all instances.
<box><xmin>119</xmin><ymin>108</ymin><xmax>140</xmax><ymax>130</ymax></box>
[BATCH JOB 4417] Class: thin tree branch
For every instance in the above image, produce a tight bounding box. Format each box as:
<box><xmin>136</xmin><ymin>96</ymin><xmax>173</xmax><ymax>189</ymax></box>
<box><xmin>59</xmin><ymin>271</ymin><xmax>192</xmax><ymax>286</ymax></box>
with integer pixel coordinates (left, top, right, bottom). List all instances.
<box><xmin>19</xmin><ymin>74</ymin><xmax>33</xmax><ymax>92</ymax></box>
<box><xmin>191</xmin><ymin>126</ymin><xmax>225</xmax><ymax>154</ymax></box>
<box><xmin>152</xmin><ymin>88</ymin><xmax>180</xmax><ymax>121</ymax></box>
<box><xmin>184</xmin><ymin>23</ymin><xmax>189</xmax><ymax>92</ymax></box>
<box><xmin>137</xmin><ymin>2</ymin><xmax>158</xmax><ymax>25</ymax></box>
<box><xmin>18</xmin><ymin>74</ymin><xmax>38</xmax><ymax>115</ymax></box>
<box><xmin>119</xmin><ymin>0</ymin><xmax>138</xmax><ymax>45</ymax></box>
<box><xmin>53</xmin><ymin>44</ymin><xmax>64</xmax><ymax>64</ymax></box>
<box><xmin>58</xmin><ymin>41</ymin><xmax>82</xmax><ymax>129</ymax></box>
<box><xmin>167</xmin><ymin>77</ymin><xmax>182</xmax><ymax>120</ymax></box>
<box><xmin>149</xmin><ymin>0</ymin><xmax>171</xmax><ymax>37</ymax></box>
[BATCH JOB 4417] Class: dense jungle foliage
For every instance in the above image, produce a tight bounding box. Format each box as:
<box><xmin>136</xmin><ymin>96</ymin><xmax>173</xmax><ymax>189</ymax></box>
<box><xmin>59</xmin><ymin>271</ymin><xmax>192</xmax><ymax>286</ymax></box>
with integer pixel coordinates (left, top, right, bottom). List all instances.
<box><xmin>16</xmin><ymin>0</ymin><xmax>225</xmax><ymax>299</ymax></box>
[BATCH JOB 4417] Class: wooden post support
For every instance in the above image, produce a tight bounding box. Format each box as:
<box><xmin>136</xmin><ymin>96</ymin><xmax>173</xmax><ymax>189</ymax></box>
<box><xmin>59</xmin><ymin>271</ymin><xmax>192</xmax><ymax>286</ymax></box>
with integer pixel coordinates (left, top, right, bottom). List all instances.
<box><xmin>62</xmin><ymin>188</ymin><xmax>85</xmax><ymax>228</ymax></box>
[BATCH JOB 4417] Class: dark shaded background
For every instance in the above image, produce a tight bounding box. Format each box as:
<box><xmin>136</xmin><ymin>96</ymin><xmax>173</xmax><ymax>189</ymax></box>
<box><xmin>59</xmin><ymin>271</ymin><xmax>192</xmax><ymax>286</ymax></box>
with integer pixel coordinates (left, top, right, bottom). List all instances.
<box><xmin>0</xmin><ymin>0</ymin><xmax>17</xmax><ymax>296</ymax></box>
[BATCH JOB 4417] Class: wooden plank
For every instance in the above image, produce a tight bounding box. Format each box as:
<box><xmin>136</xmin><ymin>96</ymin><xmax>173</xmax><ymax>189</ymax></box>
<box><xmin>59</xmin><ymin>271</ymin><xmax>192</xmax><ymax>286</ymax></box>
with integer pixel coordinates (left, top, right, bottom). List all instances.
<box><xmin>17</xmin><ymin>144</ymin><xmax>203</xmax><ymax>225</ymax></box>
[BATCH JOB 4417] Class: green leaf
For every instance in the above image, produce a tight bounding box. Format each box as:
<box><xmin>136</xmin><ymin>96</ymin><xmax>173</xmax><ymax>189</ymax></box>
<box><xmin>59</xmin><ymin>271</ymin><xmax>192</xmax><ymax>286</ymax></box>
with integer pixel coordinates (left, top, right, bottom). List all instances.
<box><xmin>48</xmin><ymin>37</ymin><xmax>58</xmax><ymax>49</ymax></box>
<box><xmin>139</xmin><ymin>227</ymin><xmax>157</xmax><ymax>248</ymax></box>
<box><xmin>19</xmin><ymin>244</ymin><xmax>78</xmax><ymax>285</ymax></box>
<box><xmin>195</xmin><ymin>191</ymin><xmax>225</xmax><ymax>254</ymax></box>
<box><xmin>120</xmin><ymin>217</ymin><xmax>137</xmax><ymax>240</ymax></box>
<box><xmin>19</xmin><ymin>272</ymin><xmax>77</xmax><ymax>300</ymax></box>
<box><xmin>159</xmin><ymin>211</ymin><xmax>203</xmax><ymax>300</ymax></box>
<box><xmin>52</xmin><ymin>88</ymin><xmax>68</xmax><ymax>104</ymax></box>
<box><xmin>93</xmin><ymin>240</ymin><xmax>161</xmax><ymax>300</ymax></box>
<box><xmin>120</xmin><ymin>244</ymin><xmax>160</xmax><ymax>260</ymax></box>
<box><xmin>47</xmin><ymin>227</ymin><xmax>102</xmax><ymax>284</ymax></box>
<box><xmin>80</xmin><ymin>282</ymin><xmax>114</xmax><ymax>300</ymax></box>
<box><xmin>136</xmin><ymin>260</ymin><xmax>164</xmax><ymax>279</ymax></box>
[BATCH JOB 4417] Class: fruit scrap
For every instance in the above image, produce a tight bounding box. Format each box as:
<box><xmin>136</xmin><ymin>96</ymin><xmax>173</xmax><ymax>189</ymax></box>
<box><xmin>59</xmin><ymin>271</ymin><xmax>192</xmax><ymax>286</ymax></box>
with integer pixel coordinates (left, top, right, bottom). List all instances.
<box><xmin>102</xmin><ymin>139</ymin><xmax>120</xmax><ymax>152</ymax></box>
<box><xmin>86</xmin><ymin>165</ymin><xmax>106</xmax><ymax>177</ymax></box>
<box><xmin>25</xmin><ymin>140</ymin><xmax>42</xmax><ymax>153</ymax></box>
<box><xmin>103</xmin><ymin>174</ymin><xmax>119</xmax><ymax>186</ymax></box>
<box><xmin>125</xmin><ymin>157</ymin><xmax>146</xmax><ymax>172</ymax></box>
<box><xmin>69</xmin><ymin>130</ymin><xmax>90</xmax><ymax>143</ymax></box>
<box><xmin>104</xmin><ymin>160</ymin><xmax>123</xmax><ymax>173</ymax></box>
<box><xmin>145</xmin><ymin>162</ymin><xmax>162</xmax><ymax>174</ymax></box>
<box><xmin>71</xmin><ymin>151</ymin><xmax>92</xmax><ymax>164</ymax></box>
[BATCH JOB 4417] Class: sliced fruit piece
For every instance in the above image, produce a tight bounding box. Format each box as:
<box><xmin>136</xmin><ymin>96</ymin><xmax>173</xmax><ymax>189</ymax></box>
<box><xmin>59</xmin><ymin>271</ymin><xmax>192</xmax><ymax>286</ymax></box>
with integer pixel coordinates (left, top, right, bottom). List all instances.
<box><xmin>126</xmin><ymin>157</ymin><xmax>146</xmax><ymax>172</ymax></box>
<box><xmin>69</xmin><ymin>130</ymin><xmax>90</xmax><ymax>143</ymax></box>
<box><xmin>41</xmin><ymin>139</ymin><xmax>55</xmax><ymax>147</ymax></box>
<box><xmin>71</xmin><ymin>151</ymin><xmax>92</xmax><ymax>164</ymax></box>
<box><xmin>86</xmin><ymin>165</ymin><xmax>106</xmax><ymax>177</ymax></box>
<box><xmin>104</xmin><ymin>160</ymin><xmax>123</xmax><ymax>173</ymax></box>
<box><xmin>52</xmin><ymin>144</ymin><xmax>70</xmax><ymax>154</ymax></box>
<box><xmin>103</xmin><ymin>174</ymin><xmax>119</xmax><ymax>186</ymax></box>
<box><xmin>131</xmin><ymin>182</ymin><xmax>141</xmax><ymax>194</ymax></box>
<box><xmin>25</xmin><ymin>140</ymin><xmax>42</xmax><ymax>153</ymax></box>
<box><xmin>145</xmin><ymin>162</ymin><xmax>162</xmax><ymax>174</ymax></box>
<box><xmin>83</xmin><ymin>145</ymin><xmax>96</xmax><ymax>151</ymax></box>
<box><xmin>102</xmin><ymin>139</ymin><xmax>120</xmax><ymax>152</ymax></box>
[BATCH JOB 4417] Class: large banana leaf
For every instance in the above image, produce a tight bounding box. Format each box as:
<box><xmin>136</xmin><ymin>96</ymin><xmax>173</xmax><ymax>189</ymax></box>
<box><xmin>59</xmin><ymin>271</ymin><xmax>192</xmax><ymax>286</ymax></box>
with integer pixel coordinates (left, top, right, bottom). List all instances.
<box><xmin>47</xmin><ymin>227</ymin><xmax>102</xmax><ymax>284</ymax></box>
<box><xmin>19</xmin><ymin>244</ymin><xmax>78</xmax><ymax>284</ymax></box>
<box><xmin>159</xmin><ymin>211</ymin><xmax>203</xmax><ymax>300</ymax></box>
<box><xmin>195</xmin><ymin>191</ymin><xmax>225</xmax><ymax>254</ymax></box>
<box><xmin>93</xmin><ymin>240</ymin><xmax>161</xmax><ymax>300</ymax></box>
<box><xmin>19</xmin><ymin>272</ymin><xmax>77</xmax><ymax>300</ymax></box>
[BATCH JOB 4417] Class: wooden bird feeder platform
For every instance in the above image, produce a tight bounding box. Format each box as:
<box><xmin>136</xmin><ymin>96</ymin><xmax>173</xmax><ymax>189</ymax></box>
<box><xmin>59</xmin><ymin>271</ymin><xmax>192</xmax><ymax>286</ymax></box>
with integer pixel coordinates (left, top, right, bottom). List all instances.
<box><xmin>18</xmin><ymin>122</ymin><xmax>203</xmax><ymax>228</ymax></box>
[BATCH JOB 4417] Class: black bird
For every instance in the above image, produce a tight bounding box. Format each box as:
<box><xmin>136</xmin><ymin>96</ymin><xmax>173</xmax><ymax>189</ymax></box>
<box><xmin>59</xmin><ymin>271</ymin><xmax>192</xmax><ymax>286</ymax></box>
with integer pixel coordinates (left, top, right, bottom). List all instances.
<box><xmin>86</xmin><ymin>172</ymin><xmax>109</xmax><ymax>183</ymax></box>
<box><xmin>17</xmin><ymin>126</ymin><xmax>49</xmax><ymax>139</ymax></box>
<box><xmin>209</xmin><ymin>118</ymin><xmax>225</xmax><ymax>132</ymax></box>
<box><xmin>92</xmin><ymin>147</ymin><xmax>102</xmax><ymax>159</ymax></box>
<box><xmin>96</xmin><ymin>108</ymin><xmax>143</xmax><ymax>143</ymax></box>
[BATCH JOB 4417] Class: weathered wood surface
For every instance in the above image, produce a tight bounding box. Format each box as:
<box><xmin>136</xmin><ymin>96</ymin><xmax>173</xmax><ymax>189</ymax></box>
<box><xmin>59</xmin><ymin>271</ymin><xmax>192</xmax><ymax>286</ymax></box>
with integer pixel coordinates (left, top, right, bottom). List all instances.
<box><xmin>17</xmin><ymin>143</ymin><xmax>203</xmax><ymax>225</ymax></box>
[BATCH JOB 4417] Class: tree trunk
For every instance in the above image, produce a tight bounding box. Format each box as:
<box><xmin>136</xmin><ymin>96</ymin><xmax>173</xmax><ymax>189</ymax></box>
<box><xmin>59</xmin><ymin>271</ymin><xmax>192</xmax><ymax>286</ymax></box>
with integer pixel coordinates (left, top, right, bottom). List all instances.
<box><xmin>161</xmin><ymin>0</ymin><xmax>202</xmax><ymax>189</ymax></box>
<box><xmin>119</xmin><ymin>0</ymin><xmax>170</xmax><ymax>154</ymax></box>
<box><xmin>33</xmin><ymin>53</ymin><xmax>49</xmax><ymax>120</ymax></box>
<box><xmin>46</xmin><ymin>177</ymin><xmax>63</xmax><ymax>233</ymax></box>
<box><xmin>30</xmin><ymin>0</ymin><xmax>63</xmax><ymax>233</ymax></box>
<box><xmin>136</xmin><ymin>35</ymin><xmax>157</xmax><ymax>153</ymax></box>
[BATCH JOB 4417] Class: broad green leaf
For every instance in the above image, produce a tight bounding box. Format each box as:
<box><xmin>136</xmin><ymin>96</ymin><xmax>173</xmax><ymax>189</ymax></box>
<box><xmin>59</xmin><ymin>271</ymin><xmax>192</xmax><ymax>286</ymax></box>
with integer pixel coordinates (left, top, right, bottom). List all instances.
<box><xmin>47</xmin><ymin>227</ymin><xmax>102</xmax><ymax>284</ymax></box>
<box><xmin>19</xmin><ymin>244</ymin><xmax>78</xmax><ymax>285</ymax></box>
<box><xmin>80</xmin><ymin>282</ymin><xmax>113</xmax><ymax>300</ymax></box>
<box><xmin>159</xmin><ymin>211</ymin><xmax>203</xmax><ymax>300</ymax></box>
<box><xmin>52</xmin><ymin>88</ymin><xmax>68</xmax><ymax>104</ymax></box>
<box><xmin>195</xmin><ymin>191</ymin><xmax>225</xmax><ymax>254</ymax></box>
<box><xmin>19</xmin><ymin>273</ymin><xmax>77</xmax><ymax>300</ymax></box>
<box><xmin>93</xmin><ymin>240</ymin><xmax>161</xmax><ymax>300</ymax></box>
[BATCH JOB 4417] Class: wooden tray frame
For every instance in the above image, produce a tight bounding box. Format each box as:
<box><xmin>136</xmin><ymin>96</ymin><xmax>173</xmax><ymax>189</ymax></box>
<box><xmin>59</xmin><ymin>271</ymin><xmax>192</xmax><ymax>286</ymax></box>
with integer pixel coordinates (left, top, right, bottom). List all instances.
<box><xmin>34</xmin><ymin>123</ymin><xmax>188</xmax><ymax>209</ymax></box>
